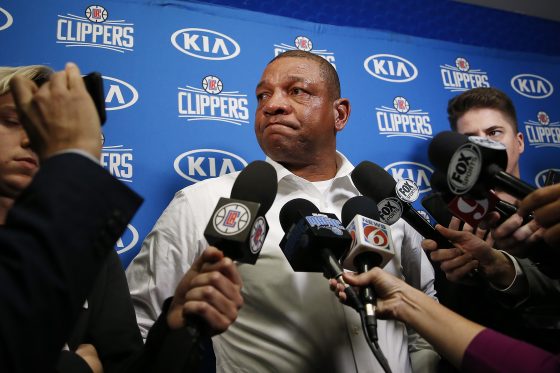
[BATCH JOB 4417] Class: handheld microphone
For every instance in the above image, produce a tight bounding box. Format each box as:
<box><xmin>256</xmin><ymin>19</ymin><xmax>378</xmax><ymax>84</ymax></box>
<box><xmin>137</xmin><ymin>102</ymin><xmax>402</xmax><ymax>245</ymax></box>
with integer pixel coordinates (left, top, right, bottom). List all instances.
<box><xmin>204</xmin><ymin>160</ymin><xmax>277</xmax><ymax>264</ymax></box>
<box><xmin>428</xmin><ymin>131</ymin><xmax>536</xmax><ymax>200</ymax></box>
<box><xmin>429</xmin><ymin>170</ymin><xmax>532</xmax><ymax>227</ymax></box>
<box><xmin>351</xmin><ymin>161</ymin><xmax>453</xmax><ymax>248</ymax></box>
<box><xmin>278</xmin><ymin>198</ymin><xmax>363</xmax><ymax>311</ymax></box>
<box><xmin>341</xmin><ymin>196</ymin><xmax>396</xmax><ymax>342</ymax></box>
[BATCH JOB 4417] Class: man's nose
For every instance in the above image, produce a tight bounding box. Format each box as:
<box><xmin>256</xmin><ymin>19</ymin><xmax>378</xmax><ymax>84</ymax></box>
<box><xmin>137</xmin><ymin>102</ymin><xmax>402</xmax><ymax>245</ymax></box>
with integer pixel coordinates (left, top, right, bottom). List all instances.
<box><xmin>20</xmin><ymin>127</ymin><xmax>31</xmax><ymax>148</ymax></box>
<box><xmin>263</xmin><ymin>91</ymin><xmax>291</xmax><ymax>116</ymax></box>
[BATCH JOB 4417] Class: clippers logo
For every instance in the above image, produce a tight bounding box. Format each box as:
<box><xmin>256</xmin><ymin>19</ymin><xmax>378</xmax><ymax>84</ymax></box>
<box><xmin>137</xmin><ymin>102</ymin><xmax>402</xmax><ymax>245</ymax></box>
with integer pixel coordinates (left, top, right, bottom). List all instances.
<box><xmin>364</xmin><ymin>54</ymin><xmax>418</xmax><ymax>83</ymax></box>
<box><xmin>273</xmin><ymin>36</ymin><xmax>336</xmax><ymax>68</ymax></box>
<box><xmin>85</xmin><ymin>5</ymin><xmax>108</xmax><ymax>22</ymax></box>
<box><xmin>249</xmin><ymin>217</ymin><xmax>267</xmax><ymax>254</ymax></box>
<box><xmin>101</xmin><ymin>144</ymin><xmax>134</xmax><ymax>183</ymax></box>
<box><xmin>171</xmin><ymin>28</ymin><xmax>240</xmax><ymax>60</ymax></box>
<box><xmin>213</xmin><ymin>203</ymin><xmax>250</xmax><ymax>235</ymax></box>
<box><xmin>0</xmin><ymin>7</ymin><xmax>14</xmax><ymax>31</ymax></box>
<box><xmin>440</xmin><ymin>57</ymin><xmax>489</xmax><ymax>92</ymax></box>
<box><xmin>102</xmin><ymin>75</ymin><xmax>139</xmax><ymax>111</ymax></box>
<box><xmin>525</xmin><ymin>112</ymin><xmax>560</xmax><ymax>148</ymax></box>
<box><xmin>376</xmin><ymin>97</ymin><xmax>433</xmax><ymax>140</ymax></box>
<box><xmin>535</xmin><ymin>169</ymin><xmax>560</xmax><ymax>188</ymax></box>
<box><xmin>174</xmin><ymin>149</ymin><xmax>247</xmax><ymax>183</ymax></box>
<box><xmin>115</xmin><ymin>224</ymin><xmax>139</xmax><ymax>254</ymax></box>
<box><xmin>447</xmin><ymin>144</ymin><xmax>481</xmax><ymax>195</ymax></box>
<box><xmin>178</xmin><ymin>76</ymin><xmax>249</xmax><ymax>126</ymax></box>
<box><xmin>306</xmin><ymin>215</ymin><xmax>344</xmax><ymax>236</ymax></box>
<box><xmin>384</xmin><ymin>161</ymin><xmax>433</xmax><ymax>194</ymax></box>
<box><xmin>363</xmin><ymin>222</ymin><xmax>389</xmax><ymax>249</ymax></box>
<box><xmin>56</xmin><ymin>6</ymin><xmax>134</xmax><ymax>53</ymax></box>
<box><xmin>511</xmin><ymin>74</ymin><xmax>553</xmax><ymax>99</ymax></box>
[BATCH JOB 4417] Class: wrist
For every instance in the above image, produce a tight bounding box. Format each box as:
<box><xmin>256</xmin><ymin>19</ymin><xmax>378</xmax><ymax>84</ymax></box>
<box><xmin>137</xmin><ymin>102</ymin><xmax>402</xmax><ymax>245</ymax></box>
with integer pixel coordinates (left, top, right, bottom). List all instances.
<box><xmin>479</xmin><ymin>250</ymin><xmax>515</xmax><ymax>288</ymax></box>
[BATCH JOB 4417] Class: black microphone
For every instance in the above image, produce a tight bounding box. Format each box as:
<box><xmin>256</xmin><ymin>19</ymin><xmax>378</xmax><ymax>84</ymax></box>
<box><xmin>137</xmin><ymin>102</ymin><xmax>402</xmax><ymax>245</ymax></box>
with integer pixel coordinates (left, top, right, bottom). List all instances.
<box><xmin>341</xmin><ymin>196</ymin><xmax>396</xmax><ymax>342</ymax></box>
<box><xmin>351</xmin><ymin>161</ymin><xmax>453</xmax><ymax>248</ymax></box>
<box><xmin>204</xmin><ymin>160</ymin><xmax>277</xmax><ymax>264</ymax></box>
<box><xmin>278</xmin><ymin>198</ymin><xmax>363</xmax><ymax>311</ymax></box>
<box><xmin>428</xmin><ymin>131</ymin><xmax>536</xmax><ymax>200</ymax></box>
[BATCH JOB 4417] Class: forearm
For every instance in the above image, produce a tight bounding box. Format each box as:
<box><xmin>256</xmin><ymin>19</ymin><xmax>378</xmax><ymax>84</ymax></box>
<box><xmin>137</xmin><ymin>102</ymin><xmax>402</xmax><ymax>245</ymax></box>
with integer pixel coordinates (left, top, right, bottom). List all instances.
<box><xmin>396</xmin><ymin>286</ymin><xmax>485</xmax><ymax>368</ymax></box>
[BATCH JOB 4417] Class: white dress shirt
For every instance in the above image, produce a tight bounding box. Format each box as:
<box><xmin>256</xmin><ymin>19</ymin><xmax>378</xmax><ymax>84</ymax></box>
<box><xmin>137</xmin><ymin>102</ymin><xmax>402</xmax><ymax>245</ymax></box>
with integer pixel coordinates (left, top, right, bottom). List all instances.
<box><xmin>126</xmin><ymin>151</ymin><xmax>436</xmax><ymax>373</ymax></box>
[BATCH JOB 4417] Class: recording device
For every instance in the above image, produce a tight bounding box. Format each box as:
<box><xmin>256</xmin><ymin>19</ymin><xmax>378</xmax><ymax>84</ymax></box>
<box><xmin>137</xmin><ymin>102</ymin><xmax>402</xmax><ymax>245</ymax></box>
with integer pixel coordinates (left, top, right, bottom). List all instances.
<box><xmin>341</xmin><ymin>196</ymin><xmax>395</xmax><ymax>342</ymax></box>
<box><xmin>351</xmin><ymin>161</ymin><xmax>453</xmax><ymax>248</ymax></box>
<box><xmin>278</xmin><ymin>198</ymin><xmax>363</xmax><ymax>311</ymax></box>
<box><xmin>204</xmin><ymin>160</ymin><xmax>277</xmax><ymax>264</ymax></box>
<box><xmin>340</xmin><ymin>196</ymin><xmax>395</xmax><ymax>272</ymax></box>
<box><xmin>428</xmin><ymin>131</ymin><xmax>536</xmax><ymax>200</ymax></box>
<box><xmin>83</xmin><ymin>72</ymin><xmax>106</xmax><ymax>125</ymax></box>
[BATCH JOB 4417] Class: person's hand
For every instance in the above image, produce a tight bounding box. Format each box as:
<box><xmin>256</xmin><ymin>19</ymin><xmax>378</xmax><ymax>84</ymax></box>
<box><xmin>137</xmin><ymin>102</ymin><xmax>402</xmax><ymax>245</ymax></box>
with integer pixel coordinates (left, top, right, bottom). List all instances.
<box><xmin>481</xmin><ymin>213</ymin><xmax>543</xmax><ymax>257</ymax></box>
<box><xmin>330</xmin><ymin>268</ymin><xmax>414</xmax><ymax>321</ymax></box>
<box><xmin>425</xmin><ymin>224</ymin><xmax>516</xmax><ymax>287</ymax></box>
<box><xmin>421</xmin><ymin>218</ymin><xmax>480</xmax><ymax>283</ymax></box>
<box><xmin>75</xmin><ymin>344</ymin><xmax>103</xmax><ymax>373</ymax></box>
<box><xmin>9</xmin><ymin>62</ymin><xmax>102</xmax><ymax>160</ymax></box>
<box><xmin>518</xmin><ymin>183</ymin><xmax>560</xmax><ymax>247</ymax></box>
<box><xmin>167</xmin><ymin>246</ymin><xmax>243</xmax><ymax>335</ymax></box>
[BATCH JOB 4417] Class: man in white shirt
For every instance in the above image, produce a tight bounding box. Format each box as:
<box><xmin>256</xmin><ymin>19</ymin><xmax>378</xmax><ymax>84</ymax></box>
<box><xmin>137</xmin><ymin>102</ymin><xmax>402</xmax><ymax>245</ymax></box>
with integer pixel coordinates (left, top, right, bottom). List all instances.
<box><xmin>126</xmin><ymin>50</ymin><xmax>437</xmax><ymax>372</ymax></box>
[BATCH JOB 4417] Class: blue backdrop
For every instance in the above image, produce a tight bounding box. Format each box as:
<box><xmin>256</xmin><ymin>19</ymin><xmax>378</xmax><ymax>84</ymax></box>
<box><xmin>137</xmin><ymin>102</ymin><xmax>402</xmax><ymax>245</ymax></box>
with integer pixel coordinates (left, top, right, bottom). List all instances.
<box><xmin>1</xmin><ymin>0</ymin><xmax>558</xmax><ymax>266</ymax></box>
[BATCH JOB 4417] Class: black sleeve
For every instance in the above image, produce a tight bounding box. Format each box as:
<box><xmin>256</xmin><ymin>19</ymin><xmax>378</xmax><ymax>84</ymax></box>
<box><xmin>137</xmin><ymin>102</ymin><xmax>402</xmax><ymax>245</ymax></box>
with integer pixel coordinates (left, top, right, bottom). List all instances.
<box><xmin>126</xmin><ymin>298</ymin><xmax>207</xmax><ymax>373</ymax></box>
<box><xmin>0</xmin><ymin>153</ymin><xmax>143</xmax><ymax>373</ymax></box>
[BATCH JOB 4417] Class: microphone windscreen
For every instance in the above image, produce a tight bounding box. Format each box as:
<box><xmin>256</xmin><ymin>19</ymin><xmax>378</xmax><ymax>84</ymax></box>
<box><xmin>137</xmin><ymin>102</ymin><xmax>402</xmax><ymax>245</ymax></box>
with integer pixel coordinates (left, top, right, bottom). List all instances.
<box><xmin>279</xmin><ymin>198</ymin><xmax>319</xmax><ymax>233</ymax></box>
<box><xmin>430</xmin><ymin>170</ymin><xmax>450</xmax><ymax>194</ymax></box>
<box><xmin>230</xmin><ymin>160</ymin><xmax>278</xmax><ymax>216</ymax></box>
<box><xmin>428</xmin><ymin>131</ymin><xmax>469</xmax><ymax>174</ymax></box>
<box><xmin>341</xmin><ymin>196</ymin><xmax>379</xmax><ymax>226</ymax></box>
<box><xmin>351</xmin><ymin>161</ymin><xmax>396</xmax><ymax>201</ymax></box>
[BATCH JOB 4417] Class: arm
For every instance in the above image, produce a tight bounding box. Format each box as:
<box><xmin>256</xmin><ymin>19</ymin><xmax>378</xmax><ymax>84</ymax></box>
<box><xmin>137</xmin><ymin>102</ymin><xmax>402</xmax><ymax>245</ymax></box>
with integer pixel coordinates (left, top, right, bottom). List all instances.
<box><xmin>0</xmin><ymin>64</ymin><xmax>142</xmax><ymax>373</ymax></box>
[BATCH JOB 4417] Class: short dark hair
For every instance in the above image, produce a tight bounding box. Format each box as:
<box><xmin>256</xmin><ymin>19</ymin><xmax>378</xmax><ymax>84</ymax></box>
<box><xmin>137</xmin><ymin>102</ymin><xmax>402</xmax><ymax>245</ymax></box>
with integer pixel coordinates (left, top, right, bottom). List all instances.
<box><xmin>447</xmin><ymin>87</ymin><xmax>518</xmax><ymax>132</ymax></box>
<box><xmin>268</xmin><ymin>50</ymin><xmax>341</xmax><ymax>100</ymax></box>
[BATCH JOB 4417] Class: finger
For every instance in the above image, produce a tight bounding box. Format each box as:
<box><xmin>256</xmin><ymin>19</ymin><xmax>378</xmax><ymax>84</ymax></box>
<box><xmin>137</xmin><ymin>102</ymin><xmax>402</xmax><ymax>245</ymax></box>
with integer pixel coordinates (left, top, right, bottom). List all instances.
<box><xmin>532</xmin><ymin>199</ymin><xmax>560</xmax><ymax>228</ymax></box>
<box><xmin>187</xmin><ymin>271</ymin><xmax>243</xmax><ymax>307</ymax></box>
<box><xmin>184</xmin><ymin>285</ymin><xmax>241</xmax><ymax>321</ymax></box>
<box><xmin>492</xmin><ymin>214</ymin><xmax>524</xmax><ymax>240</ymax></box>
<box><xmin>462</xmin><ymin>222</ymin><xmax>475</xmax><ymax>233</ymax></box>
<box><xmin>518</xmin><ymin>184</ymin><xmax>560</xmax><ymax>217</ymax></box>
<box><xmin>446</xmin><ymin>260</ymin><xmax>479</xmax><ymax>283</ymax></box>
<box><xmin>479</xmin><ymin>211</ymin><xmax>501</xmax><ymax>230</ymax></box>
<box><xmin>49</xmin><ymin>69</ymin><xmax>67</xmax><ymax>94</ymax></box>
<box><xmin>201</xmin><ymin>257</ymin><xmax>243</xmax><ymax>287</ymax></box>
<box><xmin>474</xmin><ymin>226</ymin><xmax>488</xmax><ymax>240</ymax></box>
<box><xmin>192</xmin><ymin>246</ymin><xmax>224</xmax><ymax>271</ymax></box>
<box><xmin>342</xmin><ymin>269</ymin><xmax>378</xmax><ymax>287</ymax></box>
<box><xmin>449</xmin><ymin>217</ymin><xmax>462</xmax><ymax>231</ymax></box>
<box><xmin>65</xmin><ymin>62</ymin><xmax>83</xmax><ymax>90</ymax></box>
<box><xmin>512</xmin><ymin>220</ymin><xmax>541</xmax><ymax>242</ymax></box>
<box><xmin>429</xmin><ymin>247</ymin><xmax>463</xmax><ymax>263</ymax></box>
<box><xmin>9</xmin><ymin>75</ymin><xmax>36</xmax><ymax>109</ymax></box>
<box><xmin>435</xmin><ymin>224</ymin><xmax>471</xmax><ymax>243</ymax></box>
<box><xmin>421</xmin><ymin>239</ymin><xmax>438</xmax><ymax>252</ymax></box>
<box><xmin>439</xmin><ymin>253</ymin><xmax>475</xmax><ymax>274</ymax></box>
<box><xmin>182</xmin><ymin>301</ymin><xmax>234</xmax><ymax>333</ymax></box>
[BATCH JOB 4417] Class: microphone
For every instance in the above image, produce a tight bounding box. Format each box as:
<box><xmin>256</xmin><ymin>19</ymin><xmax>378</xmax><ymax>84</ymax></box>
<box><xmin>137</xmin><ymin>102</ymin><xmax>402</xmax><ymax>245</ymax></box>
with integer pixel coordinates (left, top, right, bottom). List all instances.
<box><xmin>341</xmin><ymin>196</ymin><xmax>395</xmax><ymax>342</ymax></box>
<box><xmin>429</xmin><ymin>170</ymin><xmax>531</xmax><ymax>227</ymax></box>
<box><xmin>428</xmin><ymin>131</ymin><xmax>536</xmax><ymax>200</ymax></box>
<box><xmin>278</xmin><ymin>198</ymin><xmax>363</xmax><ymax>311</ymax></box>
<box><xmin>204</xmin><ymin>160</ymin><xmax>277</xmax><ymax>264</ymax></box>
<box><xmin>351</xmin><ymin>161</ymin><xmax>453</xmax><ymax>248</ymax></box>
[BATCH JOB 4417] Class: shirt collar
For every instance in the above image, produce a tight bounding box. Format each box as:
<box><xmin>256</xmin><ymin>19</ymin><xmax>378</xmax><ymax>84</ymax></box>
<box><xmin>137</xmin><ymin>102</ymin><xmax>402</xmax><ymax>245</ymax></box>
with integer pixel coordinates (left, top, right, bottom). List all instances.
<box><xmin>265</xmin><ymin>151</ymin><xmax>354</xmax><ymax>183</ymax></box>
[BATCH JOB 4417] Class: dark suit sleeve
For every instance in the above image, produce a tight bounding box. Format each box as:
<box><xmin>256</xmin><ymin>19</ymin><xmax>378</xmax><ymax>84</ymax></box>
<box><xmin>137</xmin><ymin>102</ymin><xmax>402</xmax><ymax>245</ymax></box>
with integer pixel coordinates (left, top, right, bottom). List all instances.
<box><xmin>0</xmin><ymin>153</ymin><xmax>142</xmax><ymax>373</ymax></box>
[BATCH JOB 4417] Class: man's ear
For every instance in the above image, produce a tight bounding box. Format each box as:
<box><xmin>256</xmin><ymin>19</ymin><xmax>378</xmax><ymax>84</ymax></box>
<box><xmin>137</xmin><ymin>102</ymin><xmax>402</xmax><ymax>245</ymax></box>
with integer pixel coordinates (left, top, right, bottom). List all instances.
<box><xmin>333</xmin><ymin>98</ymin><xmax>350</xmax><ymax>132</ymax></box>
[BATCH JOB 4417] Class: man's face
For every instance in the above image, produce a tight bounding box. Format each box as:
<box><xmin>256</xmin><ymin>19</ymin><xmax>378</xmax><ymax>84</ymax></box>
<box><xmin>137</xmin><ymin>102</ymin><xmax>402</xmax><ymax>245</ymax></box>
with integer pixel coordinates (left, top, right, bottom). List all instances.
<box><xmin>0</xmin><ymin>92</ymin><xmax>38</xmax><ymax>198</ymax></box>
<box><xmin>456</xmin><ymin>107</ymin><xmax>524</xmax><ymax>177</ymax></box>
<box><xmin>254</xmin><ymin>57</ymin><xmax>341</xmax><ymax>165</ymax></box>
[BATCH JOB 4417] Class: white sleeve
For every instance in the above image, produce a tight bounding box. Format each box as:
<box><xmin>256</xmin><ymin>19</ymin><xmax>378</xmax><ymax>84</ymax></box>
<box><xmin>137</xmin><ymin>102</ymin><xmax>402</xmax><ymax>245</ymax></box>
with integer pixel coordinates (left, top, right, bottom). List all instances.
<box><xmin>125</xmin><ymin>190</ymin><xmax>206</xmax><ymax>338</ymax></box>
